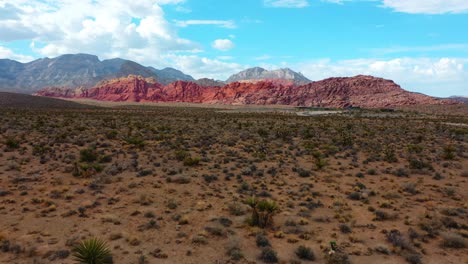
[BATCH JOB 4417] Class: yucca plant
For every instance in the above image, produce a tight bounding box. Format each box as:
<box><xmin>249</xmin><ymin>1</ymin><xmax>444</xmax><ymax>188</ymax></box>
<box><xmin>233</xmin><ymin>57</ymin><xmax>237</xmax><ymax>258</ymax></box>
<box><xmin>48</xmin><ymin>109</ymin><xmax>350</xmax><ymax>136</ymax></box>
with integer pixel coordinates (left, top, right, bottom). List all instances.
<box><xmin>246</xmin><ymin>196</ymin><xmax>259</xmax><ymax>226</ymax></box>
<box><xmin>246</xmin><ymin>197</ymin><xmax>278</xmax><ymax>228</ymax></box>
<box><xmin>257</xmin><ymin>199</ymin><xmax>278</xmax><ymax>228</ymax></box>
<box><xmin>72</xmin><ymin>238</ymin><xmax>113</xmax><ymax>264</ymax></box>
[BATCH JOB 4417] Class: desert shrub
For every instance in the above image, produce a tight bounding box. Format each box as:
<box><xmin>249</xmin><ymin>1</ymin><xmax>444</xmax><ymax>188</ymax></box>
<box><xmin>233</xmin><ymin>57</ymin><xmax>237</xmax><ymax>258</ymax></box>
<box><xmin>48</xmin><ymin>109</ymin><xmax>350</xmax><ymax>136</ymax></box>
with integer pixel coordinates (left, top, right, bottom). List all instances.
<box><xmin>442</xmin><ymin>145</ymin><xmax>455</xmax><ymax>160</ymax></box>
<box><xmin>326</xmin><ymin>251</ymin><xmax>350</xmax><ymax>264</ymax></box>
<box><xmin>205</xmin><ymin>226</ymin><xmax>226</xmax><ymax>237</ymax></box>
<box><xmin>256</xmin><ymin>233</ymin><xmax>271</xmax><ymax>247</ymax></box>
<box><xmin>175</xmin><ymin>150</ymin><xmax>189</xmax><ymax>161</ymax></box>
<box><xmin>386</xmin><ymin>230</ymin><xmax>412</xmax><ymax>250</ymax></box>
<box><xmin>295</xmin><ymin>245</ymin><xmax>315</xmax><ymax>261</ymax></box>
<box><xmin>339</xmin><ymin>224</ymin><xmax>352</xmax><ymax>234</ymax></box>
<box><xmin>226</xmin><ymin>241</ymin><xmax>244</xmax><ymax>261</ymax></box>
<box><xmin>404</xmin><ymin>253</ymin><xmax>422</xmax><ymax>264</ymax></box>
<box><xmin>419</xmin><ymin>217</ymin><xmax>443</xmax><ymax>237</ymax></box>
<box><xmin>80</xmin><ymin>148</ymin><xmax>98</xmax><ymax>163</ymax></box>
<box><xmin>228</xmin><ymin>202</ymin><xmax>246</xmax><ymax>216</ymax></box>
<box><xmin>126</xmin><ymin>137</ymin><xmax>145</xmax><ymax>148</ymax></box>
<box><xmin>394</xmin><ymin>168</ymin><xmax>409</xmax><ymax>177</ymax></box>
<box><xmin>374</xmin><ymin>210</ymin><xmax>397</xmax><ymax>221</ymax></box>
<box><xmin>105</xmin><ymin>130</ymin><xmax>118</xmax><ymax>139</ymax></box>
<box><xmin>440</xmin><ymin>232</ymin><xmax>466</xmax><ymax>248</ymax></box>
<box><xmin>98</xmin><ymin>155</ymin><xmax>112</xmax><ymax>163</ymax></box>
<box><xmin>5</xmin><ymin>138</ymin><xmax>20</xmax><ymax>149</ymax></box>
<box><xmin>72</xmin><ymin>238</ymin><xmax>113</xmax><ymax>264</ymax></box>
<box><xmin>296</xmin><ymin>168</ymin><xmax>311</xmax><ymax>178</ymax></box>
<box><xmin>136</xmin><ymin>169</ymin><xmax>153</xmax><ymax>177</ymax></box>
<box><xmin>408</xmin><ymin>157</ymin><xmax>432</xmax><ymax>170</ymax></box>
<box><xmin>203</xmin><ymin>174</ymin><xmax>218</xmax><ymax>183</ymax></box>
<box><xmin>348</xmin><ymin>192</ymin><xmax>362</xmax><ymax>200</ymax></box>
<box><xmin>183</xmin><ymin>156</ymin><xmax>200</xmax><ymax>166</ymax></box>
<box><xmin>383</xmin><ymin>145</ymin><xmax>397</xmax><ymax>162</ymax></box>
<box><xmin>402</xmin><ymin>183</ymin><xmax>418</xmax><ymax>195</ymax></box>
<box><xmin>259</xmin><ymin>247</ymin><xmax>278</xmax><ymax>263</ymax></box>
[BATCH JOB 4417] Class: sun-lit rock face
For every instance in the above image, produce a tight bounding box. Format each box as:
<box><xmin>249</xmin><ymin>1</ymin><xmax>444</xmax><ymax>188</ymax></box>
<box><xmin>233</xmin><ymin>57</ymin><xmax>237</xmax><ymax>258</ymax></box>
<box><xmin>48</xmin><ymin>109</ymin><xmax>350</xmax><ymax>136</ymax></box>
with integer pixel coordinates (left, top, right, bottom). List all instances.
<box><xmin>35</xmin><ymin>75</ymin><xmax>457</xmax><ymax>108</ymax></box>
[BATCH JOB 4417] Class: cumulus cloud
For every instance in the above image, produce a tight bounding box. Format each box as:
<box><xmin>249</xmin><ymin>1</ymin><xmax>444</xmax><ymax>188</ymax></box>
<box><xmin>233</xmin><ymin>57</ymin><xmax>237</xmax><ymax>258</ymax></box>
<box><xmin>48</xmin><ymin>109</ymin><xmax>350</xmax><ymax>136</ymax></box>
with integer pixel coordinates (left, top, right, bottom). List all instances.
<box><xmin>0</xmin><ymin>46</ymin><xmax>34</xmax><ymax>62</ymax></box>
<box><xmin>295</xmin><ymin>57</ymin><xmax>468</xmax><ymax>96</ymax></box>
<box><xmin>264</xmin><ymin>0</ymin><xmax>309</xmax><ymax>8</ymax></box>
<box><xmin>212</xmin><ymin>39</ymin><xmax>235</xmax><ymax>51</ymax></box>
<box><xmin>0</xmin><ymin>0</ymin><xmax>197</xmax><ymax>62</ymax></box>
<box><xmin>165</xmin><ymin>54</ymin><xmax>245</xmax><ymax>80</ymax></box>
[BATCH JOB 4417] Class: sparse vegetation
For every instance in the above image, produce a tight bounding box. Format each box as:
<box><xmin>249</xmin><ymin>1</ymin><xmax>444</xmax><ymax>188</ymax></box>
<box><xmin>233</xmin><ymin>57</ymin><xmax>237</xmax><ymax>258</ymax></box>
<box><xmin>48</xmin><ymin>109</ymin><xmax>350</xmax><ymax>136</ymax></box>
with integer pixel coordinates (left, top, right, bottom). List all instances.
<box><xmin>0</xmin><ymin>103</ymin><xmax>466</xmax><ymax>263</ymax></box>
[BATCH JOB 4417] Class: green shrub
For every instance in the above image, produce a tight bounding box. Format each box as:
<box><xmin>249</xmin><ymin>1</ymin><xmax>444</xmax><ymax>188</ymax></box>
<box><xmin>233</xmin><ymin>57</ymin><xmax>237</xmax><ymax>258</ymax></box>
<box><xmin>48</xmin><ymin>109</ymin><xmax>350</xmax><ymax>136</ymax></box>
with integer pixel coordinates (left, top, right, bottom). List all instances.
<box><xmin>295</xmin><ymin>245</ymin><xmax>315</xmax><ymax>260</ymax></box>
<box><xmin>183</xmin><ymin>156</ymin><xmax>200</xmax><ymax>166</ymax></box>
<box><xmin>5</xmin><ymin>138</ymin><xmax>20</xmax><ymax>149</ymax></box>
<box><xmin>126</xmin><ymin>137</ymin><xmax>145</xmax><ymax>148</ymax></box>
<box><xmin>175</xmin><ymin>150</ymin><xmax>189</xmax><ymax>161</ymax></box>
<box><xmin>72</xmin><ymin>238</ymin><xmax>113</xmax><ymax>264</ymax></box>
<box><xmin>80</xmin><ymin>148</ymin><xmax>98</xmax><ymax>163</ymax></box>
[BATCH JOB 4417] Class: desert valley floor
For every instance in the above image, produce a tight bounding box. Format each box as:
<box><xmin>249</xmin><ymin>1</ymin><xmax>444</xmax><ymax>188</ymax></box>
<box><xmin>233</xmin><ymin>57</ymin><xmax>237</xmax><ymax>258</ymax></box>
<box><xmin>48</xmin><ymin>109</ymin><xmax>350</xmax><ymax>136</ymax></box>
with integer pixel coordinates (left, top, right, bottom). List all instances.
<box><xmin>0</xmin><ymin>101</ymin><xmax>467</xmax><ymax>264</ymax></box>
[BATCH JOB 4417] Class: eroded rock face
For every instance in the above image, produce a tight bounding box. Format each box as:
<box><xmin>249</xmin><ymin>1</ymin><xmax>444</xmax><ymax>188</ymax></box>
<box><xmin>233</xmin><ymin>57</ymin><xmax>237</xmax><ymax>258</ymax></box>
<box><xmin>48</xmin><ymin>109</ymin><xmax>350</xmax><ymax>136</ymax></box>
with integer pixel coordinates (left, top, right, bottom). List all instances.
<box><xmin>35</xmin><ymin>75</ymin><xmax>457</xmax><ymax>108</ymax></box>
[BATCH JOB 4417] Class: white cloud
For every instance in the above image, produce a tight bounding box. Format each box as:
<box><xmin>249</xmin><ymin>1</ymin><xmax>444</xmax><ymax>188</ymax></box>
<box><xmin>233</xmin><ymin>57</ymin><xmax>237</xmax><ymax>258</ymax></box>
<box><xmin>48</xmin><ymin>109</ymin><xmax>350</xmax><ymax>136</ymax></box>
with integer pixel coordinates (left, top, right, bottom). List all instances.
<box><xmin>382</xmin><ymin>0</ymin><xmax>468</xmax><ymax>14</ymax></box>
<box><xmin>0</xmin><ymin>46</ymin><xmax>34</xmax><ymax>62</ymax></box>
<box><xmin>0</xmin><ymin>0</ymin><xmax>197</xmax><ymax>61</ymax></box>
<box><xmin>322</xmin><ymin>0</ymin><xmax>468</xmax><ymax>14</ymax></box>
<box><xmin>166</xmin><ymin>54</ymin><xmax>245</xmax><ymax>80</ymax></box>
<box><xmin>212</xmin><ymin>39</ymin><xmax>235</xmax><ymax>51</ymax></box>
<box><xmin>174</xmin><ymin>20</ymin><xmax>236</xmax><ymax>28</ymax></box>
<box><xmin>264</xmin><ymin>0</ymin><xmax>309</xmax><ymax>8</ymax></box>
<box><xmin>295</xmin><ymin>57</ymin><xmax>468</xmax><ymax>96</ymax></box>
<box><xmin>155</xmin><ymin>0</ymin><xmax>185</xmax><ymax>4</ymax></box>
<box><xmin>370</xmin><ymin>44</ymin><xmax>468</xmax><ymax>55</ymax></box>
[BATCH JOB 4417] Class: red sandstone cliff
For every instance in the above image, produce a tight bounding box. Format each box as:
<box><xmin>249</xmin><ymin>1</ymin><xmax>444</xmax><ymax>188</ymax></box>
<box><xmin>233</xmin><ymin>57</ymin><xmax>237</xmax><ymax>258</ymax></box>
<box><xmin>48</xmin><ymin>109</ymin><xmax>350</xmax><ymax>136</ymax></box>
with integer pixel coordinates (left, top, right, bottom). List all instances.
<box><xmin>35</xmin><ymin>75</ymin><xmax>456</xmax><ymax>108</ymax></box>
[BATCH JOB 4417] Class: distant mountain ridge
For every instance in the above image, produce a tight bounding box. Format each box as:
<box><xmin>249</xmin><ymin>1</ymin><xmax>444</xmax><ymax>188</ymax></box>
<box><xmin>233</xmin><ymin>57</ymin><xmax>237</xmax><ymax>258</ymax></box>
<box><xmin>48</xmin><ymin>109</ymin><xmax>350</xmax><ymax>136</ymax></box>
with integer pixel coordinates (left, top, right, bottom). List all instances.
<box><xmin>35</xmin><ymin>75</ymin><xmax>458</xmax><ymax>108</ymax></box>
<box><xmin>447</xmin><ymin>96</ymin><xmax>468</xmax><ymax>104</ymax></box>
<box><xmin>226</xmin><ymin>67</ymin><xmax>311</xmax><ymax>85</ymax></box>
<box><xmin>0</xmin><ymin>54</ymin><xmax>195</xmax><ymax>93</ymax></box>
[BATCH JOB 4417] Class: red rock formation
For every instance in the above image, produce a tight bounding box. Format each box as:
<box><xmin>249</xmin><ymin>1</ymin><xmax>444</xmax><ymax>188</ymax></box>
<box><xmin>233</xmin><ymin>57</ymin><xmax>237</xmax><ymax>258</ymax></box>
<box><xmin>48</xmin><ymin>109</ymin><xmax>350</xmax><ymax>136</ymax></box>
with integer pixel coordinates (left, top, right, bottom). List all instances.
<box><xmin>35</xmin><ymin>75</ymin><xmax>457</xmax><ymax>108</ymax></box>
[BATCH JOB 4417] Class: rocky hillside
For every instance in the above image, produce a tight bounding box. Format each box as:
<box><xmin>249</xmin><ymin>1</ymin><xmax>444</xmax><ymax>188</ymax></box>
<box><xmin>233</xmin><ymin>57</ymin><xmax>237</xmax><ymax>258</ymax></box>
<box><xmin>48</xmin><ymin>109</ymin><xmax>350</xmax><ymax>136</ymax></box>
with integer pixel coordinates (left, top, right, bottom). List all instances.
<box><xmin>0</xmin><ymin>54</ymin><xmax>194</xmax><ymax>93</ymax></box>
<box><xmin>226</xmin><ymin>67</ymin><xmax>311</xmax><ymax>85</ymax></box>
<box><xmin>36</xmin><ymin>75</ymin><xmax>456</xmax><ymax>108</ymax></box>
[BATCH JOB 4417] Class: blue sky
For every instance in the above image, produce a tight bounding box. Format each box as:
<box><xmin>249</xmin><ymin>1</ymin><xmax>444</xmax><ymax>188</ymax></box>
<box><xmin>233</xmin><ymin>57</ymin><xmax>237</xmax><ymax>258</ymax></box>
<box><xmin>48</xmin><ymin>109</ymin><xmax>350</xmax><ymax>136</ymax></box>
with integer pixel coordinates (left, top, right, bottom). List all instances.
<box><xmin>0</xmin><ymin>0</ymin><xmax>467</xmax><ymax>96</ymax></box>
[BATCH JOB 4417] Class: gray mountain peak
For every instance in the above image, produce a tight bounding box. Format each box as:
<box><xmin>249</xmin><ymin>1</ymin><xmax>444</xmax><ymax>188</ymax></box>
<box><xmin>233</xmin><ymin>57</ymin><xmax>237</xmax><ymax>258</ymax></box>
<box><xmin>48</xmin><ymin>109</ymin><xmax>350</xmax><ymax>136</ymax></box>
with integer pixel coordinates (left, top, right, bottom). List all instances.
<box><xmin>227</xmin><ymin>67</ymin><xmax>310</xmax><ymax>84</ymax></box>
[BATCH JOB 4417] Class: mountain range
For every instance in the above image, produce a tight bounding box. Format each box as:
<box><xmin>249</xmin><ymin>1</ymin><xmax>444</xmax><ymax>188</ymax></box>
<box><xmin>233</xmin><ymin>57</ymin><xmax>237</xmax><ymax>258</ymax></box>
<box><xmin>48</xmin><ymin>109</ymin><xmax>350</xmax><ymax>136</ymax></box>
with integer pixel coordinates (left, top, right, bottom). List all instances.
<box><xmin>0</xmin><ymin>53</ymin><xmax>464</xmax><ymax>108</ymax></box>
<box><xmin>0</xmin><ymin>54</ymin><xmax>195</xmax><ymax>93</ymax></box>
<box><xmin>35</xmin><ymin>74</ymin><xmax>457</xmax><ymax>108</ymax></box>
<box><xmin>0</xmin><ymin>54</ymin><xmax>315</xmax><ymax>93</ymax></box>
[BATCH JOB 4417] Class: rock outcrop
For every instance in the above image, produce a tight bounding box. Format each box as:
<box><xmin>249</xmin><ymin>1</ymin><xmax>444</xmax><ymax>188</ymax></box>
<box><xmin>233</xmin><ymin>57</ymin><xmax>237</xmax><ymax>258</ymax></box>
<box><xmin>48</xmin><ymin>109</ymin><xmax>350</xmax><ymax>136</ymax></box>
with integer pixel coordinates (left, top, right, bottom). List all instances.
<box><xmin>35</xmin><ymin>75</ymin><xmax>457</xmax><ymax>108</ymax></box>
<box><xmin>226</xmin><ymin>67</ymin><xmax>311</xmax><ymax>85</ymax></box>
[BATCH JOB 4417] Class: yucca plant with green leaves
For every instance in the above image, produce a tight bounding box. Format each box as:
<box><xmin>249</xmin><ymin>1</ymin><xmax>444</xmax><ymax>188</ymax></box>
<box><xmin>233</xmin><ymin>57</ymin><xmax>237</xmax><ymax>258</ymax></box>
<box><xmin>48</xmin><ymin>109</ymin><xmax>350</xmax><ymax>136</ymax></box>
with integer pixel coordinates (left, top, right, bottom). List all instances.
<box><xmin>246</xmin><ymin>196</ymin><xmax>259</xmax><ymax>226</ymax></box>
<box><xmin>72</xmin><ymin>238</ymin><xmax>113</xmax><ymax>264</ymax></box>
<box><xmin>246</xmin><ymin>197</ymin><xmax>279</xmax><ymax>228</ymax></box>
<box><xmin>257</xmin><ymin>199</ymin><xmax>278</xmax><ymax>228</ymax></box>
